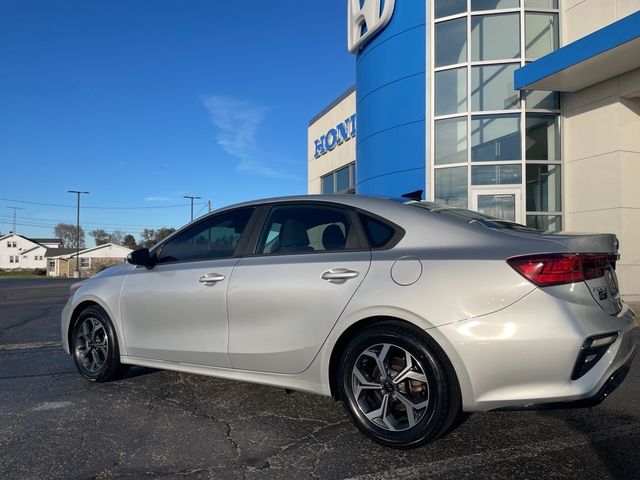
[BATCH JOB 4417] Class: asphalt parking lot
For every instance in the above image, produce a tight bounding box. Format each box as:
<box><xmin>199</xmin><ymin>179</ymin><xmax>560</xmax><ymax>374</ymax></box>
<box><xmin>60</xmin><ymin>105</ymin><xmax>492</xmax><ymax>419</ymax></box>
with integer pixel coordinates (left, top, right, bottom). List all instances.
<box><xmin>1</xmin><ymin>279</ymin><xmax>639</xmax><ymax>480</ymax></box>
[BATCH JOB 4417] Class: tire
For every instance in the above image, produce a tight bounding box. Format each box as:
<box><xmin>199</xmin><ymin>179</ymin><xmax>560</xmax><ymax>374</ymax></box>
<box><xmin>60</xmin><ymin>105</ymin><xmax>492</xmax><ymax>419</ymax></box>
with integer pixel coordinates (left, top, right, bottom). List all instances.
<box><xmin>71</xmin><ymin>305</ymin><xmax>126</xmax><ymax>382</ymax></box>
<box><xmin>337</xmin><ymin>322</ymin><xmax>461</xmax><ymax>448</ymax></box>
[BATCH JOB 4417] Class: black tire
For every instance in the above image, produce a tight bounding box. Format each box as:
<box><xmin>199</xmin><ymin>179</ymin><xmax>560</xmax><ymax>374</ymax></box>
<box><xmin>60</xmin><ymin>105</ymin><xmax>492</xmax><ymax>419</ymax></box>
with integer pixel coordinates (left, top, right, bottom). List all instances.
<box><xmin>71</xmin><ymin>305</ymin><xmax>126</xmax><ymax>382</ymax></box>
<box><xmin>337</xmin><ymin>322</ymin><xmax>461</xmax><ymax>448</ymax></box>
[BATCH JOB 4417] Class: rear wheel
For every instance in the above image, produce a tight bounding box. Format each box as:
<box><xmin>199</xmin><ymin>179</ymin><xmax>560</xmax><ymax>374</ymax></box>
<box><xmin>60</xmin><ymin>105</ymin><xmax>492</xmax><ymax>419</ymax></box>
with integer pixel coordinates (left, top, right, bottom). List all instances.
<box><xmin>338</xmin><ymin>322</ymin><xmax>460</xmax><ymax>448</ymax></box>
<box><xmin>71</xmin><ymin>305</ymin><xmax>126</xmax><ymax>382</ymax></box>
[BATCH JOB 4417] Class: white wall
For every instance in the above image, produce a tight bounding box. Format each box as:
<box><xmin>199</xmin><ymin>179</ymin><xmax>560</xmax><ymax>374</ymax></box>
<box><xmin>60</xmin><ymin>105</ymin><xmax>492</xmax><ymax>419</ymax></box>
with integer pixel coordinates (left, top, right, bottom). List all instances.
<box><xmin>563</xmin><ymin>0</ymin><xmax>640</xmax><ymax>44</ymax></box>
<box><xmin>19</xmin><ymin>246</ymin><xmax>47</xmax><ymax>270</ymax></box>
<box><xmin>563</xmin><ymin>67</ymin><xmax>640</xmax><ymax>301</ymax></box>
<box><xmin>0</xmin><ymin>234</ymin><xmax>41</xmax><ymax>270</ymax></box>
<box><xmin>308</xmin><ymin>90</ymin><xmax>357</xmax><ymax>194</ymax></box>
<box><xmin>74</xmin><ymin>243</ymin><xmax>132</xmax><ymax>259</ymax></box>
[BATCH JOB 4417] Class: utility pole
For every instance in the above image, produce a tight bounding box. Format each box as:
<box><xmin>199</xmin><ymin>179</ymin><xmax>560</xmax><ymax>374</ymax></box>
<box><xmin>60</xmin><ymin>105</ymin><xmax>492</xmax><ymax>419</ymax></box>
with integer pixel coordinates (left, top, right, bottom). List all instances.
<box><xmin>6</xmin><ymin>206</ymin><xmax>24</xmax><ymax>233</ymax></box>
<box><xmin>68</xmin><ymin>190</ymin><xmax>89</xmax><ymax>278</ymax></box>
<box><xmin>208</xmin><ymin>200</ymin><xmax>211</xmax><ymax>213</ymax></box>
<box><xmin>183</xmin><ymin>195</ymin><xmax>201</xmax><ymax>222</ymax></box>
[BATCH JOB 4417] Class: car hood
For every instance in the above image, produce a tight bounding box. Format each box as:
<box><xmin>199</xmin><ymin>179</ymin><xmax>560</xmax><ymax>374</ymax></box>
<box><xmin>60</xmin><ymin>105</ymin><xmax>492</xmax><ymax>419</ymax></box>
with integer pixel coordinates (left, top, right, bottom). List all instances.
<box><xmin>91</xmin><ymin>262</ymin><xmax>135</xmax><ymax>279</ymax></box>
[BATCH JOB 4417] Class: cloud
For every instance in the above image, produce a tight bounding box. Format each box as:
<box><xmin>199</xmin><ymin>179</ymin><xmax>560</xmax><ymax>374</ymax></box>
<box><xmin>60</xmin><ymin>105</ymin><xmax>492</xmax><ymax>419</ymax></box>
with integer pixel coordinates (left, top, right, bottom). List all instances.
<box><xmin>202</xmin><ymin>95</ymin><xmax>292</xmax><ymax>179</ymax></box>
<box><xmin>145</xmin><ymin>196</ymin><xmax>171</xmax><ymax>202</ymax></box>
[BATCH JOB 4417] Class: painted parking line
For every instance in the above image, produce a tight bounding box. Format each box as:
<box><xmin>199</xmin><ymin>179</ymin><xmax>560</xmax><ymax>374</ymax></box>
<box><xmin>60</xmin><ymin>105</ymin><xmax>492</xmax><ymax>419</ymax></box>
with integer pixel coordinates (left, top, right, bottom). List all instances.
<box><xmin>0</xmin><ymin>340</ymin><xmax>62</xmax><ymax>351</ymax></box>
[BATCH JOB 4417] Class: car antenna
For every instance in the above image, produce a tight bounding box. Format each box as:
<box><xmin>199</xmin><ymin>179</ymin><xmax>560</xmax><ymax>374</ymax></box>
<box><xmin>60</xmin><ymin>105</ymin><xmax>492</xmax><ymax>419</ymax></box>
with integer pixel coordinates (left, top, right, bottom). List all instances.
<box><xmin>401</xmin><ymin>190</ymin><xmax>423</xmax><ymax>201</ymax></box>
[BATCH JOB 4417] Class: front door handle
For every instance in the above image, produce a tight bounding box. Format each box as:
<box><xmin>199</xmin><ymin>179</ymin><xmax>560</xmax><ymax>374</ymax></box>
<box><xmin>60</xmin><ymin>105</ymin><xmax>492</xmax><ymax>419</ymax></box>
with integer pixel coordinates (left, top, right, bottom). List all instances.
<box><xmin>321</xmin><ymin>268</ymin><xmax>359</xmax><ymax>283</ymax></box>
<box><xmin>199</xmin><ymin>273</ymin><xmax>225</xmax><ymax>284</ymax></box>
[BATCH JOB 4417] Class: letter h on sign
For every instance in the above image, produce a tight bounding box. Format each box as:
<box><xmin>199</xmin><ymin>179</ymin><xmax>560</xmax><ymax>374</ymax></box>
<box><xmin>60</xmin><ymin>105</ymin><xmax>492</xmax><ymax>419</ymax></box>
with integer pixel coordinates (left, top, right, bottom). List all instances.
<box><xmin>314</xmin><ymin>136</ymin><xmax>326</xmax><ymax>158</ymax></box>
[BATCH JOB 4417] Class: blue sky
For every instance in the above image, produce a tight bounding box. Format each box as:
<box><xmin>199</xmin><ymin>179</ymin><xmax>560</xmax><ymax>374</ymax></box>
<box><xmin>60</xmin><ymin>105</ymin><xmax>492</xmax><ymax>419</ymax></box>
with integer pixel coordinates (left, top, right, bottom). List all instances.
<box><xmin>0</xmin><ymin>0</ymin><xmax>354</xmax><ymax>244</ymax></box>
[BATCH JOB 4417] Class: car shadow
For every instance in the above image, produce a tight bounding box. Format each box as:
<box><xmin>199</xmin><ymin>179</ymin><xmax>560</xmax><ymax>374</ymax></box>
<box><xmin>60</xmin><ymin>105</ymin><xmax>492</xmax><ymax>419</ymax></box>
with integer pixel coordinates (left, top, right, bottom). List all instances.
<box><xmin>539</xmin><ymin>407</ymin><xmax>640</xmax><ymax>479</ymax></box>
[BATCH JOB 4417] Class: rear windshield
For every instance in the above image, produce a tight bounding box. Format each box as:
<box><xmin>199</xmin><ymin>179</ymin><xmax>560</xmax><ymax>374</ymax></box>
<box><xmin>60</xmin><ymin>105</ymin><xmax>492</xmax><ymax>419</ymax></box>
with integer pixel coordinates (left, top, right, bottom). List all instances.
<box><xmin>407</xmin><ymin>201</ymin><xmax>539</xmax><ymax>232</ymax></box>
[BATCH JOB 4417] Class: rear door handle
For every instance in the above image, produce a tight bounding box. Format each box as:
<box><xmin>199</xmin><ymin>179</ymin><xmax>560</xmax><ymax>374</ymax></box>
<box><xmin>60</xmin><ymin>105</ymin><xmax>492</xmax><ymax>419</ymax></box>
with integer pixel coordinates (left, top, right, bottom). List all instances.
<box><xmin>321</xmin><ymin>268</ymin><xmax>359</xmax><ymax>282</ymax></box>
<box><xmin>199</xmin><ymin>273</ymin><xmax>225</xmax><ymax>284</ymax></box>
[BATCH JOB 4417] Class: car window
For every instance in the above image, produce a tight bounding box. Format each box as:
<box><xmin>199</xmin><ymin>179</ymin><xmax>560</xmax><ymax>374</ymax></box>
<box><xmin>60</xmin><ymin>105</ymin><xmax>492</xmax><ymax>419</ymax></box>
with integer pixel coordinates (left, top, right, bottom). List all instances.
<box><xmin>157</xmin><ymin>208</ymin><xmax>254</xmax><ymax>263</ymax></box>
<box><xmin>359</xmin><ymin>214</ymin><xmax>396</xmax><ymax>248</ymax></box>
<box><xmin>408</xmin><ymin>201</ymin><xmax>537</xmax><ymax>231</ymax></box>
<box><xmin>256</xmin><ymin>205</ymin><xmax>354</xmax><ymax>255</ymax></box>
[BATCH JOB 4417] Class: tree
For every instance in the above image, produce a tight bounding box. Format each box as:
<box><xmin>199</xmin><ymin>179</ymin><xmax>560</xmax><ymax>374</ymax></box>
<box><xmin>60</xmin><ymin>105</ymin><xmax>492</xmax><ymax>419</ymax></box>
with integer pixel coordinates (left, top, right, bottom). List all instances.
<box><xmin>55</xmin><ymin>223</ymin><xmax>85</xmax><ymax>249</ymax></box>
<box><xmin>109</xmin><ymin>230</ymin><xmax>124</xmax><ymax>245</ymax></box>
<box><xmin>155</xmin><ymin>227</ymin><xmax>175</xmax><ymax>243</ymax></box>
<box><xmin>139</xmin><ymin>227</ymin><xmax>176</xmax><ymax>248</ymax></box>
<box><xmin>140</xmin><ymin>228</ymin><xmax>157</xmax><ymax>249</ymax></box>
<box><xmin>122</xmin><ymin>234</ymin><xmax>138</xmax><ymax>250</ymax></box>
<box><xmin>90</xmin><ymin>229</ymin><xmax>110</xmax><ymax>246</ymax></box>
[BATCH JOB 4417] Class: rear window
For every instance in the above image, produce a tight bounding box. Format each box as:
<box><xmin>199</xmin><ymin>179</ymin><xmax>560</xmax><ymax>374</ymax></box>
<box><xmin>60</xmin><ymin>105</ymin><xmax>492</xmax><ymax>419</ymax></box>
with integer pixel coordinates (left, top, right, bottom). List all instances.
<box><xmin>408</xmin><ymin>202</ymin><xmax>538</xmax><ymax>232</ymax></box>
<box><xmin>359</xmin><ymin>214</ymin><xmax>397</xmax><ymax>248</ymax></box>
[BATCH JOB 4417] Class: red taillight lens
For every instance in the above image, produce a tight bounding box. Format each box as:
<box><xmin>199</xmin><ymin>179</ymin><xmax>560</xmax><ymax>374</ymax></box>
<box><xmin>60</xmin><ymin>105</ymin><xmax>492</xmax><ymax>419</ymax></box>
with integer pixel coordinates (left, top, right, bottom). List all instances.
<box><xmin>507</xmin><ymin>253</ymin><xmax>612</xmax><ymax>287</ymax></box>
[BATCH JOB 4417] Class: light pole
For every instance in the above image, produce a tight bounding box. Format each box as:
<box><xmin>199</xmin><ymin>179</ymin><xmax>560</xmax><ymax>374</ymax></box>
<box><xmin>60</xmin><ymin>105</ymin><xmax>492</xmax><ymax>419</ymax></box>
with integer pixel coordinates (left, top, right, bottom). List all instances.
<box><xmin>183</xmin><ymin>195</ymin><xmax>201</xmax><ymax>222</ymax></box>
<box><xmin>68</xmin><ymin>190</ymin><xmax>89</xmax><ymax>278</ymax></box>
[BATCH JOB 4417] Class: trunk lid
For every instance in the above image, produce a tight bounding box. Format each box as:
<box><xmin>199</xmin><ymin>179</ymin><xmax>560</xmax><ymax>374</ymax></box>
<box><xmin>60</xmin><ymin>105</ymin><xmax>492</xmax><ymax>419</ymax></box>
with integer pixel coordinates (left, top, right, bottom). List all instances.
<box><xmin>507</xmin><ymin>231</ymin><xmax>622</xmax><ymax>314</ymax></box>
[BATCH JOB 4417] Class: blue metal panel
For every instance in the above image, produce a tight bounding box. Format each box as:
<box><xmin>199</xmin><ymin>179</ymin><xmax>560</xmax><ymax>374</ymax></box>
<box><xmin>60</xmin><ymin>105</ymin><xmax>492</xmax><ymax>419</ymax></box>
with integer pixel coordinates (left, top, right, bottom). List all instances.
<box><xmin>357</xmin><ymin>25</ymin><xmax>426</xmax><ymax>100</ymax></box>
<box><xmin>515</xmin><ymin>11</ymin><xmax>640</xmax><ymax>90</ymax></box>
<box><xmin>357</xmin><ymin>0</ymin><xmax>426</xmax><ymax>58</ymax></box>
<box><xmin>357</xmin><ymin>73</ymin><xmax>425</xmax><ymax>140</ymax></box>
<box><xmin>358</xmin><ymin>168</ymin><xmax>426</xmax><ymax>198</ymax></box>
<box><xmin>355</xmin><ymin>0</ymin><xmax>427</xmax><ymax>197</ymax></box>
<box><xmin>357</xmin><ymin>120</ymin><xmax>426</xmax><ymax>196</ymax></box>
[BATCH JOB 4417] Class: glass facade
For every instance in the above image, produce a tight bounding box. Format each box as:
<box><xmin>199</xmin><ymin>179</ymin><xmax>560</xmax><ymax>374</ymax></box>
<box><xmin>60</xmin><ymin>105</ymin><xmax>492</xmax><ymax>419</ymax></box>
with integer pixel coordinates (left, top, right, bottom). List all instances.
<box><xmin>432</xmin><ymin>0</ymin><xmax>561</xmax><ymax>230</ymax></box>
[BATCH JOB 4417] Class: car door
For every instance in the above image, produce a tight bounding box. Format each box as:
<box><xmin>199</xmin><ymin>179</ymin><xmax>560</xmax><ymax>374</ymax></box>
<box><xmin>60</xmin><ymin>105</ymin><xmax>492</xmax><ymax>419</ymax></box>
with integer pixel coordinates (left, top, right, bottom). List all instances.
<box><xmin>227</xmin><ymin>202</ymin><xmax>371</xmax><ymax>374</ymax></box>
<box><xmin>120</xmin><ymin>207</ymin><xmax>256</xmax><ymax>367</ymax></box>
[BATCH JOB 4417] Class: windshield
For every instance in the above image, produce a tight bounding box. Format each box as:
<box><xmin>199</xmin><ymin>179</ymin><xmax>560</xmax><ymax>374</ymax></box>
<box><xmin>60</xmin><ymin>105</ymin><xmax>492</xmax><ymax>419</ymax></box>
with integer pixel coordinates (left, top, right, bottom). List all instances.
<box><xmin>407</xmin><ymin>201</ymin><xmax>540</xmax><ymax>233</ymax></box>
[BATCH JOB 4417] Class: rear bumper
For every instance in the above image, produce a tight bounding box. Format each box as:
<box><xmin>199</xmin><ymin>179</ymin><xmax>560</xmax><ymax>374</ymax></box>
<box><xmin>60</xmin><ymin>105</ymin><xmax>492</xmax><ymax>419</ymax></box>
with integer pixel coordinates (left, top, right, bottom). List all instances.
<box><xmin>438</xmin><ymin>284</ymin><xmax>637</xmax><ymax>411</ymax></box>
<box><xmin>494</xmin><ymin>347</ymin><xmax>635</xmax><ymax>411</ymax></box>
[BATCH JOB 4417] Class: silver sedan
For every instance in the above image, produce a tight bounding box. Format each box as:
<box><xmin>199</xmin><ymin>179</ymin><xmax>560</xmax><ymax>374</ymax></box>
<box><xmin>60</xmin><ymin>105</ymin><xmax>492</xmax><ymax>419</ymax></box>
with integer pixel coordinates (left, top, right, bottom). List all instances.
<box><xmin>61</xmin><ymin>195</ymin><xmax>637</xmax><ymax>448</ymax></box>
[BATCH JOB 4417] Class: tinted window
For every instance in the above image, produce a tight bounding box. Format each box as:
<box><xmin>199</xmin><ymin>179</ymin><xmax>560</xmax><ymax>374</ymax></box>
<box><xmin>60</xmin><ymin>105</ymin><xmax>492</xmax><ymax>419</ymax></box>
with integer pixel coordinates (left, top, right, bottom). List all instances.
<box><xmin>157</xmin><ymin>208</ymin><xmax>254</xmax><ymax>263</ymax></box>
<box><xmin>257</xmin><ymin>205</ymin><xmax>353</xmax><ymax>254</ymax></box>
<box><xmin>360</xmin><ymin>214</ymin><xmax>396</xmax><ymax>248</ymax></box>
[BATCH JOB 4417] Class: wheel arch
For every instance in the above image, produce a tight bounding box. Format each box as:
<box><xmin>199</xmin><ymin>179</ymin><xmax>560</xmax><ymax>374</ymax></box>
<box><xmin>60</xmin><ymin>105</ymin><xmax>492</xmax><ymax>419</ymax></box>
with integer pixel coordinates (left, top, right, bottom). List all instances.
<box><xmin>327</xmin><ymin>315</ymin><xmax>471</xmax><ymax>410</ymax></box>
<box><xmin>67</xmin><ymin>299</ymin><xmax>122</xmax><ymax>354</ymax></box>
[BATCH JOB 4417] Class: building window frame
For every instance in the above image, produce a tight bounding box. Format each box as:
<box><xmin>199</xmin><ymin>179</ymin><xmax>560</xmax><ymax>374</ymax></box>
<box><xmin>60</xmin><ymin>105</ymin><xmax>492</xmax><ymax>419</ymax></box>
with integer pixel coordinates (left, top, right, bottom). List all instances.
<box><xmin>321</xmin><ymin>162</ymin><xmax>356</xmax><ymax>194</ymax></box>
<box><xmin>430</xmin><ymin>0</ymin><xmax>562</xmax><ymax>231</ymax></box>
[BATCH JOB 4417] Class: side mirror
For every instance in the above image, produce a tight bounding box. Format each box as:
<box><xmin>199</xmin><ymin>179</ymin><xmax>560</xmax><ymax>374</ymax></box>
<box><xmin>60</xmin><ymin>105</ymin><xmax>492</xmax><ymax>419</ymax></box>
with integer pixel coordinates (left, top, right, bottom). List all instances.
<box><xmin>127</xmin><ymin>248</ymin><xmax>154</xmax><ymax>267</ymax></box>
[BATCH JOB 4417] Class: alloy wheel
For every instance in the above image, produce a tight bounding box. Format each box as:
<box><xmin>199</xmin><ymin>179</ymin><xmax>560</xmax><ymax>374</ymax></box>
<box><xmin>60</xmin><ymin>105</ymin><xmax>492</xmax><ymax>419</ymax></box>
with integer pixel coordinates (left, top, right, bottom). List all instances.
<box><xmin>352</xmin><ymin>343</ymin><xmax>430</xmax><ymax>432</ymax></box>
<box><xmin>74</xmin><ymin>317</ymin><xmax>109</xmax><ymax>374</ymax></box>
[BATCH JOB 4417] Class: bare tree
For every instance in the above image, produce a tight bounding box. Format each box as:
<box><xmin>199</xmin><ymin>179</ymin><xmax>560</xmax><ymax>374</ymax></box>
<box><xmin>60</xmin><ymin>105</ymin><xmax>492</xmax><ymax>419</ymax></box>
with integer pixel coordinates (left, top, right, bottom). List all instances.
<box><xmin>109</xmin><ymin>230</ymin><xmax>124</xmax><ymax>245</ymax></box>
<box><xmin>90</xmin><ymin>229</ymin><xmax>110</xmax><ymax>246</ymax></box>
<box><xmin>55</xmin><ymin>223</ymin><xmax>86</xmax><ymax>249</ymax></box>
<box><xmin>139</xmin><ymin>228</ymin><xmax>176</xmax><ymax>249</ymax></box>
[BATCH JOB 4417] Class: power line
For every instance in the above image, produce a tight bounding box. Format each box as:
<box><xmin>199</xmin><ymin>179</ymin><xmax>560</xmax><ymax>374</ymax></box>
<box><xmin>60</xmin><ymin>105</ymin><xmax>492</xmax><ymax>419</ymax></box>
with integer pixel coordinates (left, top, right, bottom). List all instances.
<box><xmin>0</xmin><ymin>214</ymin><xmax>174</xmax><ymax>229</ymax></box>
<box><xmin>0</xmin><ymin>197</ymin><xmax>207</xmax><ymax>210</ymax></box>
<box><xmin>0</xmin><ymin>220</ymin><xmax>176</xmax><ymax>232</ymax></box>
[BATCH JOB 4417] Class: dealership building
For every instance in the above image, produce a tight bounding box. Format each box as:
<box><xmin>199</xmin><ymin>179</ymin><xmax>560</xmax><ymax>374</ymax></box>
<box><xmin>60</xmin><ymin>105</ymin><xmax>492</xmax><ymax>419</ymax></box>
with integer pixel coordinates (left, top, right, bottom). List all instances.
<box><xmin>308</xmin><ymin>0</ymin><xmax>640</xmax><ymax>300</ymax></box>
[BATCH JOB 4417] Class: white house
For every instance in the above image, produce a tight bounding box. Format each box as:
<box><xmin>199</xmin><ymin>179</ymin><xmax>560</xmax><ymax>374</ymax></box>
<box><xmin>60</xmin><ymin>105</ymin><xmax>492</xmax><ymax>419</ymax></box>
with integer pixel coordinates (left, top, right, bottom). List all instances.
<box><xmin>48</xmin><ymin>243</ymin><xmax>133</xmax><ymax>278</ymax></box>
<box><xmin>0</xmin><ymin>233</ymin><xmax>62</xmax><ymax>270</ymax></box>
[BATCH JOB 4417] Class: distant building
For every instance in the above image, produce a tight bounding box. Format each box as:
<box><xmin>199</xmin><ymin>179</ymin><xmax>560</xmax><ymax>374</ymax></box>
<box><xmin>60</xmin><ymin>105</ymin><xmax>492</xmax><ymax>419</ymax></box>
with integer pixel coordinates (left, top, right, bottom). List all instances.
<box><xmin>47</xmin><ymin>243</ymin><xmax>132</xmax><ymax>278</ymax></box>
<box><xmin>0</xmin><ymin>233</ymin><xmax>62</xmax><ymax>270</ymax></box>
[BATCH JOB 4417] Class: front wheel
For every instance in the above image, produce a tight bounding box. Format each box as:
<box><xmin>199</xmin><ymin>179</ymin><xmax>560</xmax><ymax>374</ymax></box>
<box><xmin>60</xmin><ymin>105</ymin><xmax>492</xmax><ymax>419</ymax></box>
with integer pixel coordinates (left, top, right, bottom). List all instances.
<box><xmin>71</xmin><ymin>305</ymin><xmax>126</xmax><ymax>382</ymax></box>
<box><xmin>338</xmin><ymin>322</ymin><xmax>460</xmax><ymax>448</ymax></box>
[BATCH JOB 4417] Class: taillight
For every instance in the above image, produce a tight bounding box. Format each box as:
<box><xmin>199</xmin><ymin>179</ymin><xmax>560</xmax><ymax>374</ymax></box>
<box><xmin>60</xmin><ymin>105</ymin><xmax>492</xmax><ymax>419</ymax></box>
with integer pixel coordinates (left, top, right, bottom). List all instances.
<box><xmin>507</xmin><ymin>253</ymin><xmax>613</xmax><ymax>287</ymax></box>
